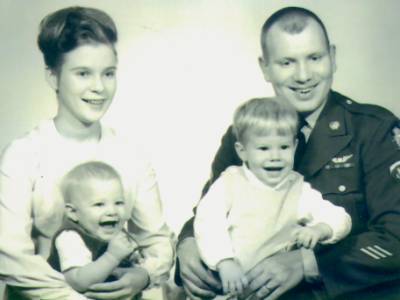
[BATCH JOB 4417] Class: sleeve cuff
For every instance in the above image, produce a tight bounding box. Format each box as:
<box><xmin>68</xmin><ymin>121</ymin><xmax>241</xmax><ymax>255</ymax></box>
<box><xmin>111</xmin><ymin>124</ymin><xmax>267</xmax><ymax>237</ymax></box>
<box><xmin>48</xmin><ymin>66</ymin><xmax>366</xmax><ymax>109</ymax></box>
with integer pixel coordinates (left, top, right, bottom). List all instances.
<box><xmin>301</xmin><ymin>248</ymin><xmax>321</xmax><ymax>283</ymax></box>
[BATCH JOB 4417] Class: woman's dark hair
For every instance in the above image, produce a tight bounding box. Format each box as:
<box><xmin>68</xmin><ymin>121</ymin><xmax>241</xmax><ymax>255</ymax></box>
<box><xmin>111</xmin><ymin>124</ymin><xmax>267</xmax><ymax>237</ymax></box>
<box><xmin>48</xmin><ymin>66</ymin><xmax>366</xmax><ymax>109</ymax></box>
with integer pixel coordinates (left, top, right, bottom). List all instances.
<box><xmin>37</xmin><ymin>6</ymin><xmax>118</xmax><ymax>72</ymax></box>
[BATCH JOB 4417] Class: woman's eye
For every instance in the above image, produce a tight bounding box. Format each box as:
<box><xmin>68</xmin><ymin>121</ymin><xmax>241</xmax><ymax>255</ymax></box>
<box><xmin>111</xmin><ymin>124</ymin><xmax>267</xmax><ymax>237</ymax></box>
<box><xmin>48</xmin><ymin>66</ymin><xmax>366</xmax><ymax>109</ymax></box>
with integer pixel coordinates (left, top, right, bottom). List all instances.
<box><xmin>105</xmin><ymin>70</ymin><xmax>115</xmax><ymax>78</ymax></box>
<box><xmin>77</xmin><ymin>71</ymin><xmax>89</xmax><ymax>77</ymax></box>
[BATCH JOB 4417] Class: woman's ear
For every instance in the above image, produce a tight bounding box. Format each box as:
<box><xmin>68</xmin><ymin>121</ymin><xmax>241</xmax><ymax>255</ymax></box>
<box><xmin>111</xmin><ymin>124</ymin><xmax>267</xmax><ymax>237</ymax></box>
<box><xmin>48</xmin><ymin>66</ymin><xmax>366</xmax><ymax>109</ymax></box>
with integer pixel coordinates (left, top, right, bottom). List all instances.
<box><xmin>65</xmin><ymin>203</ymin><xmax>78</xmax><ymax>222</ymax></box>
<box><xmin>234</xmin><ymin>141</ymin><xmax>247</xmax><ymax>162</ymax></box>
<box><xmin>45</xmin><ymin>68</ymin><xmax>58</xmax><ymax>92</ymax></box>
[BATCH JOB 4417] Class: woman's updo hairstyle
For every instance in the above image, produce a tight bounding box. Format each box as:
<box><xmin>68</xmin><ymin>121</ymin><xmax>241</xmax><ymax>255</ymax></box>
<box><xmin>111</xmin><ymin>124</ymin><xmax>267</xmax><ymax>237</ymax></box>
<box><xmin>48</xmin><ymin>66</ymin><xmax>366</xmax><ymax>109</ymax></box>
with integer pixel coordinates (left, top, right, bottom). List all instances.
<box><xmin>37</xmin><ymin>6</ymin><xmax>118</xmax><ymax>72</ymax></box>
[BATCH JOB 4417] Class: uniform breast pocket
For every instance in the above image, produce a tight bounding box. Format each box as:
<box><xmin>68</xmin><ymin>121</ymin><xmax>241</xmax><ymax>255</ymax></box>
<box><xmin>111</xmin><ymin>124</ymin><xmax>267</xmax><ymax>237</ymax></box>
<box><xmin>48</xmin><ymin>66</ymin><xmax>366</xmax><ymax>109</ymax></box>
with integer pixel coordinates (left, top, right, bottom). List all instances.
<box><xmin>312</xmin><ymin>167</ymin><xmax>367</xmax><ymax>234</ymax></box>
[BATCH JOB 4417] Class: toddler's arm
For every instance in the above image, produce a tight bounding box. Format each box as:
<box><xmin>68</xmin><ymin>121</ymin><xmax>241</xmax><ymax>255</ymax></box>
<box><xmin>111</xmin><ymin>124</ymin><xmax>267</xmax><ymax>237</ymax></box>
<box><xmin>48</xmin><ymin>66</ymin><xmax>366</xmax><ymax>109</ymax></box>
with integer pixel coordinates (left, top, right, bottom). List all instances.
<box><xmin>217</xmin><ymin>258</ymin><xmax>248</xmax><ymax>296</ymax></box>
<box><xmin>64</xmin><ymin>232</ymin><xmax>137</xmax><ymax>292</ymax></box>
<box><xmin>294</xmin><ymin>223</ymin><xmax>333</xmax><ymax>249</ymax></box>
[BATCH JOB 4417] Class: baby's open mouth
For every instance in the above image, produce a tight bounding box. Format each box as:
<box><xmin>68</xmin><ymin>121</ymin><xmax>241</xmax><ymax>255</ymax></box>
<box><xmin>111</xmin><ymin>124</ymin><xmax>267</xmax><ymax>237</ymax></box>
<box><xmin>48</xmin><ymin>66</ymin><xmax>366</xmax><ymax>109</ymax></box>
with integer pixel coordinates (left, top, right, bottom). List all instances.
<box><xmin>263</xmin><ymin>167</ymin><xmax>283</xmax><ymax>171</ymax></box>
<box><xmin>99</xmin><ymin>220</ymin><xmax>118</xmax><ymax>228</ymax></box>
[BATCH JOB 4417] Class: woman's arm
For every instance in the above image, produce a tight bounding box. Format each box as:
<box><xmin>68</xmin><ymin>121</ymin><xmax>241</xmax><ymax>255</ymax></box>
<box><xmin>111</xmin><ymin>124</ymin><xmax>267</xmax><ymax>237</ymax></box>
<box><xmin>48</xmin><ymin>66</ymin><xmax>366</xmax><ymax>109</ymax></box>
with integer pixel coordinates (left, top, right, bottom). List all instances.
<box><xmin>127</xmin><ymin>158</ymin><xmax>174</xmax><ymax>286</ymax></box>
<box><xmin>0</xmin><ymin>140</ymin><xmax>86</xmax><ymax>299</ymax></box>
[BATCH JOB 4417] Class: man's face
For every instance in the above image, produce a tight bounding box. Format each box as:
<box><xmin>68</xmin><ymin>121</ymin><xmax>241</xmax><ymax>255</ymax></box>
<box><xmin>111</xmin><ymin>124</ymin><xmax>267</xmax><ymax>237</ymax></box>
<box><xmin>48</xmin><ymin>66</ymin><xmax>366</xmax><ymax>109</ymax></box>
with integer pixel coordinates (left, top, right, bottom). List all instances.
<box><xmin>260</xmin><ymin>19</ymin><xmax>336</xmax><ymax>115</ymax></box>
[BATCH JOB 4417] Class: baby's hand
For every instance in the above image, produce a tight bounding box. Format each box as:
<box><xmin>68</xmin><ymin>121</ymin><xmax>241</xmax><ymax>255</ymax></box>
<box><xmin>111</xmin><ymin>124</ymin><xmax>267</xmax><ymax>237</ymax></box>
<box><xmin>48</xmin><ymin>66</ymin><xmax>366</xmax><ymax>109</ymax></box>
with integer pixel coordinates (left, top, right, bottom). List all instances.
<box><xmin>107</xmin><ymin>231</ymin><xmax>137</xmax><ymax>261</ymax></box>
<box><xmin>217</xmin><ymin>259</ymin><xmax>248</xmax><ymax>296</ymax></box>
<box><xmin>293</xmin><ymin>223</ymin><xmax>332</xmax><ymax>249</ymax></box>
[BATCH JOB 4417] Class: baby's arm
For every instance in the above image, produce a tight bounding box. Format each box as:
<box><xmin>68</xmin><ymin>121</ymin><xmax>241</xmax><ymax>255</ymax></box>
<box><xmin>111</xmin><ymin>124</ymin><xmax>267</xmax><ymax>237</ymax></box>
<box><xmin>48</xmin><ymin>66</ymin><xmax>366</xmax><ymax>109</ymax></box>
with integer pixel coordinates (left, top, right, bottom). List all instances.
<box><xmin>37</xmin><ymin>235</ymin><xmax>52</xmax><ymax>259</ymax></box>
<box><xmin>64</xmin><ymin>231</ymin><xmax>136</xmax><ymax>292</ymax></box>
<box><xmin>294</xmin><ymin>223</ymin><xmax>333</xmax><ymax>249</ymax></box>
<box><xmin>217</xmin><ymin>258</ymin><xmax>248</xmax><ymax>296</ymax></box>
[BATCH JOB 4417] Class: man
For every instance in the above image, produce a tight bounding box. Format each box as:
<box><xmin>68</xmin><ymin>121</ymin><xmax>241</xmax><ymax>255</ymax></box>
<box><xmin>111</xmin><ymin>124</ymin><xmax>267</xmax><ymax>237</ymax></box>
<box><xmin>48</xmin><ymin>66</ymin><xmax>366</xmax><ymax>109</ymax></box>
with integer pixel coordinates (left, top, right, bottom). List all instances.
<box><xmin>176</xmin><ymin>6</ymin><xmax>400</xmax><ymax>300</ymax></box>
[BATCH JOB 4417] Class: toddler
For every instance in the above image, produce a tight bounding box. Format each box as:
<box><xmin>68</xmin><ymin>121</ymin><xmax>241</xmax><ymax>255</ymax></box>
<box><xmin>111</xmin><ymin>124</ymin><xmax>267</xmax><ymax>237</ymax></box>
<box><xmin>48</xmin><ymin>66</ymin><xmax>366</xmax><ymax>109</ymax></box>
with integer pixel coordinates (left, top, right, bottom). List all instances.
<box><xmin>194</xmin><ymin>97</ymin><xmax>352</xmax><ymax>298</ymax></box>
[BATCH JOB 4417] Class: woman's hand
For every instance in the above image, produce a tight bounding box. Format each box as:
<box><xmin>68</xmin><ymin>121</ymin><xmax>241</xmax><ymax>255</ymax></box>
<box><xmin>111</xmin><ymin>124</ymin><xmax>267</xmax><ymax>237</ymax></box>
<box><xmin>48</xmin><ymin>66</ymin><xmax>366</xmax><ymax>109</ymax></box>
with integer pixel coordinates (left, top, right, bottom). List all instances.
<box><xmin>245</xmin><ymin>250</ymin><xmax>304</xmax><ymax>300</ymax></box>
<box><xmin>84</xmin><ymin>266</ymin><xmax>149</xmax><ymax>299</ymax></box>
<box><xmin>177</xmin><ymin>237</ymin><xmax>221</xmax><ymax>299</ymax></box>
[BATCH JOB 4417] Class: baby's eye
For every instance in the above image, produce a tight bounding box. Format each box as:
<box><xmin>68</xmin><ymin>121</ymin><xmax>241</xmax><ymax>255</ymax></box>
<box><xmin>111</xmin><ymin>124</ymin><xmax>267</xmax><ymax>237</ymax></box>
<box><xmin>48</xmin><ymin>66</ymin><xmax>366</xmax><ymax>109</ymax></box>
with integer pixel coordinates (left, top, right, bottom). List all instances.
<box><xmin>258</xmin><ymin>146</ymin><xmax>269</xmax><ymax>151</ymax></box>
<box><xmin>115</xmin><ymin>200</ymin><xmax>125</xmax><ymax>206</ymax></box>
<box><xmin>93</xmin><ymin>202</ymin><xmax>104</xmax><ymax>207</ymax></box>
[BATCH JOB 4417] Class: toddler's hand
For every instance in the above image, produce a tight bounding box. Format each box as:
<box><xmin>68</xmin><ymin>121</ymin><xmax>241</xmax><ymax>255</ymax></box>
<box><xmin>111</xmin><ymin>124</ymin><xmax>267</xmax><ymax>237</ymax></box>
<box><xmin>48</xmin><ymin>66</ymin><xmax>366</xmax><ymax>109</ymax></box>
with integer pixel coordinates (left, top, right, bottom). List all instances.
<box><xmin>293</xmin><ymin>223</ymin><xmax>332</xmax><ymax>249</ymax></box>
<box><xmin>217</xmin><ymin>259</ymin><xmax>248</xmax><ymax>297</ymax></box>
<box><xmin>107</xmin><ymin>231</ymin><xmax>137</xmax><ymax>261</ymax></box>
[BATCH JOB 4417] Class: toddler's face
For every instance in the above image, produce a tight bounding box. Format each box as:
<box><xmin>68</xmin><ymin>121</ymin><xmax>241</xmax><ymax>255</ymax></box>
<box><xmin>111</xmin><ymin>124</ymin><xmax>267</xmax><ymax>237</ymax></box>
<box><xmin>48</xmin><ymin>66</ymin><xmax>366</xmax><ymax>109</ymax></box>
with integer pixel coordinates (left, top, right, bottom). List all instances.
<box><xmin>69</xmin><ymin>178</ymin><xmax>128</xmax><ymax>241</ymax></box>
<box><xmin>237</xmin><ymin>130</ymin><xmax>296</xmax><ymax>187</ymax></box>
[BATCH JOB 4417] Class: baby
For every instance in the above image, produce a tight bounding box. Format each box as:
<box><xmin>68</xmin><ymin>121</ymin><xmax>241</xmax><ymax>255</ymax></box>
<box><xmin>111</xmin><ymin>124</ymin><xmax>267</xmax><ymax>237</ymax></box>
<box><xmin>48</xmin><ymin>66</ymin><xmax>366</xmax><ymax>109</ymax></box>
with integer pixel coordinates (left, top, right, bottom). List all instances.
<box><xmin>194</xmin><ymin>97</ymin><xmax>352</xmax><ymax>298</ymax></box>
<box><xmin>48</xmin><ymin>161</ymin><xmax>141</xmax><ymax>293</ymax></box>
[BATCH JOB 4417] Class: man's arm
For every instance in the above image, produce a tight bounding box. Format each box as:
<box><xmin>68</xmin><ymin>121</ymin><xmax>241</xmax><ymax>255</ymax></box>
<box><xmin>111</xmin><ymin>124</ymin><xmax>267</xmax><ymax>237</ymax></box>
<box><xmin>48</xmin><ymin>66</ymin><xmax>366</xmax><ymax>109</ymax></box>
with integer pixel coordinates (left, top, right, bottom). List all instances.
<box><xmin>316</xmin><ymin>118</ymin><xmax>400</xmax><ymax>298</ymax></box>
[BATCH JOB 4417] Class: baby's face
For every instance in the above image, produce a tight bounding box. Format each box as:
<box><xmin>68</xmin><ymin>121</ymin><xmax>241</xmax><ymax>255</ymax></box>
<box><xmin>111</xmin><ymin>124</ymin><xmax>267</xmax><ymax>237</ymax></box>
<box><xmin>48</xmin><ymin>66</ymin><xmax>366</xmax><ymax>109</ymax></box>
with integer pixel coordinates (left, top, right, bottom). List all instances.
<box><xmin>238</xmin><ymin>130</ymin><xmax>296</xmax><ymax>187</ymax></box>
<box><xmin>71</xmin><ymin>178</ymin><xmax>128</xmax><ymax>241</ymax></box>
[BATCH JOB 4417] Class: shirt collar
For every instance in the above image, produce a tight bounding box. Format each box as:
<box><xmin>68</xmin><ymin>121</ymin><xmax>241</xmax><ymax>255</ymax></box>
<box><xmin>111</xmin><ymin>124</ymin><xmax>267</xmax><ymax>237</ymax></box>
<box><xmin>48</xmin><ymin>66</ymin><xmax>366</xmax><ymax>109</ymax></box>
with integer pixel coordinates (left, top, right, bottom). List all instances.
<box><xmin>241</xmin><ymin>164</ymin><xmax>293</xmax><ymax>191</ymax></box>
<box><xmin>303</xmin><ymin>99</ymin><xmax>327</xmax><ymax>130</ymax></box>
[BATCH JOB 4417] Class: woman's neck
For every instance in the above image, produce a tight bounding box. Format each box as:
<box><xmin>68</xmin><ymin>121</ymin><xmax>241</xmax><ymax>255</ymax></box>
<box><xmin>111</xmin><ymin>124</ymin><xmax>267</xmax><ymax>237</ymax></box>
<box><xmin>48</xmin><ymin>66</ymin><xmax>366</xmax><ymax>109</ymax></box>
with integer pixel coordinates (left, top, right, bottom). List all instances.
<box><xmin>54</xmin><ymin>115</ymin><xmax>101</xmax><ymax>142</ymax></box>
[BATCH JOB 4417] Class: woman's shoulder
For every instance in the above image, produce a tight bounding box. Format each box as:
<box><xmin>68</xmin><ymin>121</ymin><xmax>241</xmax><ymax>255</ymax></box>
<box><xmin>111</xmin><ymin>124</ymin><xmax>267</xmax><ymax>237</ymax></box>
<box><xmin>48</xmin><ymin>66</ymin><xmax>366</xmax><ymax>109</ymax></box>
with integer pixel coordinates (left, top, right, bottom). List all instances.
<box><xmin>0</xmin><ymin>120</ymin><xmax>55</xmax><ymax>172</ymax></box>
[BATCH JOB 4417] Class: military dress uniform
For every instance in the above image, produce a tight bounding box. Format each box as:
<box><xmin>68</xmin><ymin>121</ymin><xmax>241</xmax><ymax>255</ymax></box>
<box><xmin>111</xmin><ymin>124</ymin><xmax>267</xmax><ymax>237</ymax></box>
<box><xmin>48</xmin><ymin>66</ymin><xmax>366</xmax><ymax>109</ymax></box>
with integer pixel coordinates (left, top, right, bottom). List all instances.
<box><xmin>177</xmin><ymin>91</ymin><xmax>400</xmax><ymax>300</ymax></box>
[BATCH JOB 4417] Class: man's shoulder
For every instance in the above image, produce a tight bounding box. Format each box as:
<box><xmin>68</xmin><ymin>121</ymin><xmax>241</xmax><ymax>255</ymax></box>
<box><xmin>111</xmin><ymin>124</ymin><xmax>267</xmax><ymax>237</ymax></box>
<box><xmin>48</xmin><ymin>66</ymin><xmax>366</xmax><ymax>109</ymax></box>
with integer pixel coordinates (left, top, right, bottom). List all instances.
<box><xmin>332</xmin><ymin>91</ymin><xmax>398</xmax><ymax>123</ymax></box>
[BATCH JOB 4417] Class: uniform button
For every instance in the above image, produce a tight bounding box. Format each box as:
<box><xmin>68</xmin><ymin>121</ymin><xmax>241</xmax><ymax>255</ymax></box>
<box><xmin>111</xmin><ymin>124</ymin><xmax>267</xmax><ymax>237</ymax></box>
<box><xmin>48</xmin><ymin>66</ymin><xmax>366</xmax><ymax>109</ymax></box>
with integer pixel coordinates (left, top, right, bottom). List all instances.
<box><xmin>338</xmin><ymin>185</ymin><xmax>346</xmax><ymax>192</ymax></box>
<box><xmin>346</xmin><ymin>99</ymin><xmax>352</xmax><ymax>105</ymax></box>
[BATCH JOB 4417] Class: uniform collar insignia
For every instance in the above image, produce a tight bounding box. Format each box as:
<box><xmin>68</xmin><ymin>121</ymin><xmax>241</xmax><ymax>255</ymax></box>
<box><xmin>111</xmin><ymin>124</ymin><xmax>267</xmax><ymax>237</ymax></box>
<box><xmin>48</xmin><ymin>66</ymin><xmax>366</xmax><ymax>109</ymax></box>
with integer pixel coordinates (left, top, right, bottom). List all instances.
<box><xmin>332</xmin><ymin>154</ymin><xmax>353</xmax><ymax>164</ymax></box>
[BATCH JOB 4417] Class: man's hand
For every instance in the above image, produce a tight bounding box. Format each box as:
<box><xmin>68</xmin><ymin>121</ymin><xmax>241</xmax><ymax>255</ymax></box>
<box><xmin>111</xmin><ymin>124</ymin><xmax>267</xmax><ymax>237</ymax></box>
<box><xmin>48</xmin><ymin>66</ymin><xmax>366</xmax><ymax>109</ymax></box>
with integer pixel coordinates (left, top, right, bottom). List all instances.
<box><xmin>84</xmin><ymin>266</ymin><xmax>149</xmax><ymax>299</ymax></box>
<box><xmin>245</xmin><ymin>250</ymin><xmax>304</xmax><ymax>300</ymax></box>
<box><xmin>177</xmin><ymin>237</ymin><xmax>221</xmax><ymax>299</ymax></box>
<box><xmin>217</xmin><ymin>259</ymin><xmax>248</xmax><ymax>296</ymax></box>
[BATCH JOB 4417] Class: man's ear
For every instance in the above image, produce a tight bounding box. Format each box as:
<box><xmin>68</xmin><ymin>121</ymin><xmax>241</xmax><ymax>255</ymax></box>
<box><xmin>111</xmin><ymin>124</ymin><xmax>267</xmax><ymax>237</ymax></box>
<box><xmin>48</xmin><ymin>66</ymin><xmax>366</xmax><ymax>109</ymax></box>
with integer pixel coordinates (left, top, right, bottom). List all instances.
<box><xmin>329</xmin><ymin>44</ymin><xmax>337</xmax><ymax>73</ymax></box>
<box><xmin>258</xmin><ymin>56</ymin><xmax>271</xmax><ymax>82</ymax></box>
<box><xmin>45</xmin><ymin>68</ymin><xmax>58</xmax><ymax>92</ymax></box>
<box><xmin>294</xmin><ymin>138</ymin><xmax>299</xmax><ymax>151</ymax></box>
<box><xmin>65</xmin><ymin>203</ymin><xmax>78</xmax><ymax>222</ymax></box>
<box><xmin>234</xmin><ymin>141</ymin><xmax>247</xmax><ymax>162</ymax></box>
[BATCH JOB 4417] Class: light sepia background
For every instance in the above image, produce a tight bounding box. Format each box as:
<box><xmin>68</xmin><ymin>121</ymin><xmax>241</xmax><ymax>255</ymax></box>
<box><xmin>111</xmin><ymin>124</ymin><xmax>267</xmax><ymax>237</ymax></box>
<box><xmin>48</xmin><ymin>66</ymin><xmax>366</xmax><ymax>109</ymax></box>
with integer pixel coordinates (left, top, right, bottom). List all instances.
<box><xmin>1</xmin><ymin>0</ymin><xmax>400</xmax><ymax>298</ymax></box>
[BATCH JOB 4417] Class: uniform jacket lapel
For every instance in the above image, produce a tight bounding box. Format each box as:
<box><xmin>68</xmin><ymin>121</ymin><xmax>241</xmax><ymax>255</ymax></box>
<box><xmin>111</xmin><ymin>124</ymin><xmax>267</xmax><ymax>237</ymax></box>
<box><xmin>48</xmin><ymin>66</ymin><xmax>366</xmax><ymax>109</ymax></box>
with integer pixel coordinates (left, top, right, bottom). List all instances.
<box><xmin>298</xmin><ymin>92</ymin><xmax>352</xmax><ymax>177</ymax></box>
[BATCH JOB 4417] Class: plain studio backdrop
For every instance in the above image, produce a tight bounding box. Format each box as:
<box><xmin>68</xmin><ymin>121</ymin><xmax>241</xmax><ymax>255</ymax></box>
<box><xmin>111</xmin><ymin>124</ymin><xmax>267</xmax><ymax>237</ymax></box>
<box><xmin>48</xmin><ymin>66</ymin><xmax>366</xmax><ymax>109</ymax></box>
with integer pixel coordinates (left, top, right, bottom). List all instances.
<box><xmin>1</xmin><ymin>0</ymin><xmax>400</xmax><ymax>264</ymax></box>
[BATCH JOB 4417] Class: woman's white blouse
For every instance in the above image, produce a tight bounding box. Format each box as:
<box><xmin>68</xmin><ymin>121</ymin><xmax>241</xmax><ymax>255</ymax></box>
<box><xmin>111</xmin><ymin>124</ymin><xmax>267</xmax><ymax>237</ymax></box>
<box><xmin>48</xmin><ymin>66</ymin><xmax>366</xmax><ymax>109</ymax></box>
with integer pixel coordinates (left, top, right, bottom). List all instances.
<box><xmin>0</xmin><ymin>120</ymin><xmax>173</xmax><ymax>299</ymax></box>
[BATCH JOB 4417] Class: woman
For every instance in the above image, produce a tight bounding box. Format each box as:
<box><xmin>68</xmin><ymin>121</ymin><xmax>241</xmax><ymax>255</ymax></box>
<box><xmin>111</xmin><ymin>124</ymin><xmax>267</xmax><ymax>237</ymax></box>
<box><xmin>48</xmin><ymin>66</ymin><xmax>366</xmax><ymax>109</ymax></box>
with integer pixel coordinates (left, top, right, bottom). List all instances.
<box><xmin>0</xmin><ymin>6</ymin><xmax>173</xmax><ymax>300</ymax></box>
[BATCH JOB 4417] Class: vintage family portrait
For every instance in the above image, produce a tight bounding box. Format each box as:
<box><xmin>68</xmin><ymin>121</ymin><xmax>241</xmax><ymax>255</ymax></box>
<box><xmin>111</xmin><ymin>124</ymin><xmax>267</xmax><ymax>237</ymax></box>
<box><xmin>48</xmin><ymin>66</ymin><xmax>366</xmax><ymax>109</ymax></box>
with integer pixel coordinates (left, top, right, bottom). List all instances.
<box><xmin>1</xmin><ymin>1</ymin><xmax>400</xmax><ymax>299</ymax></box>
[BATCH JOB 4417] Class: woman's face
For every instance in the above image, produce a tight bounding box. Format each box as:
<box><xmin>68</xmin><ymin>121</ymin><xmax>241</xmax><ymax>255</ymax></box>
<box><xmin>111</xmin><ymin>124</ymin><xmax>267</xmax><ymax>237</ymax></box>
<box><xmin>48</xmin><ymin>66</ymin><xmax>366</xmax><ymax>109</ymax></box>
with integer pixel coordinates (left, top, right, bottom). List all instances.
<box><xmin>51</xmin><ymin>43</ymin><xmax>117</xmax><ymax>126</ymax></box>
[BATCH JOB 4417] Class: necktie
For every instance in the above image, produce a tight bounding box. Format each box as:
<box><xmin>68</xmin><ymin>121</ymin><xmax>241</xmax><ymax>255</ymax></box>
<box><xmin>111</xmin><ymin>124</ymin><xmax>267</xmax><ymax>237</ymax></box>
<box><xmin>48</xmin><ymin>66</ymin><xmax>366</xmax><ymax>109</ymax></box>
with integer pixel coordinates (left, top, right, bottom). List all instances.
<box><xmin>294</xmin><ymin>117</ymin><xmax>307</xmax><ymax>170</ymax></box>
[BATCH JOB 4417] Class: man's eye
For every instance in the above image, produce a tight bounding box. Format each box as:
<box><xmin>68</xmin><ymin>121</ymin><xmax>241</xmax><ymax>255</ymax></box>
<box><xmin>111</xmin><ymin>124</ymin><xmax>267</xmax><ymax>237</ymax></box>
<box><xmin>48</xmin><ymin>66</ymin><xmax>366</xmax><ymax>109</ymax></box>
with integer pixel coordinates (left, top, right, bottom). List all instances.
<box><xmin>281</xmin><ymin>145</ymin><xmax>290</xmax><ymax>150</ymax></box>
<box><xmin>310</xmin><ymin>55</ymin><xmax>322</xmax><ymax>61</ymax></box>
<box><xmin>278</xmin><ymin>61</ymin><xmax>291</xmax><ymax>67</ymax></box>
